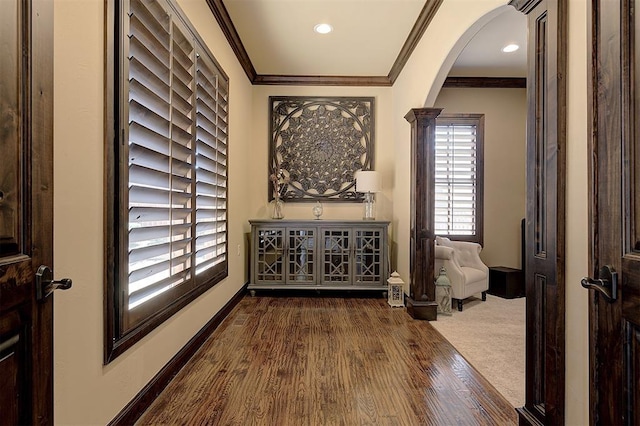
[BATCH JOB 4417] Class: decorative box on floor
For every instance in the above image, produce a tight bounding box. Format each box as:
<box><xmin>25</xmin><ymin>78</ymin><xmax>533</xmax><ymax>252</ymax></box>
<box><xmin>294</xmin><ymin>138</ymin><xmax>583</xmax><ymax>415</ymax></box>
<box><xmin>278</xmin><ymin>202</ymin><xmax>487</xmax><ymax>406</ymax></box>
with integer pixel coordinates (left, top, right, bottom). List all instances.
<box><xmin>488</xmin><ymin>266</ymin><xmax>524</xmax><ymax>299</ymax></box>
<box><xmin>387</xmin><ymin>271</ymin><xmax>405</xmax><ymax>307</ymax></box>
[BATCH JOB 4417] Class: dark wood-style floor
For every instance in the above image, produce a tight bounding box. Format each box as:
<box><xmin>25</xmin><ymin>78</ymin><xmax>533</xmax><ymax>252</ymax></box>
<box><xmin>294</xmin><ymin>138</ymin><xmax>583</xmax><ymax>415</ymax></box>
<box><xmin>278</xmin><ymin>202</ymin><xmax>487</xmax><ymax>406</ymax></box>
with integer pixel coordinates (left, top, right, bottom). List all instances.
<box><xmin>137</xmin><ymin>294</ymin><xmax>517</xmax><ymax>425</ymax></box>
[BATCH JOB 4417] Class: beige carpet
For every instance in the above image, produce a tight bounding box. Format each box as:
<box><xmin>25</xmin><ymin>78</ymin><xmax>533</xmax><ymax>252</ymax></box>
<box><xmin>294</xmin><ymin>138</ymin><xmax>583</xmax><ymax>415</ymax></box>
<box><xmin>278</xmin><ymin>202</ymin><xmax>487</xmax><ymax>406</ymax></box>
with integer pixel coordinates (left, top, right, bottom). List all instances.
<box><xmin>430</xmin><ymin>294</ymin><xmax>525</xmax><ymax>408</ymax></box>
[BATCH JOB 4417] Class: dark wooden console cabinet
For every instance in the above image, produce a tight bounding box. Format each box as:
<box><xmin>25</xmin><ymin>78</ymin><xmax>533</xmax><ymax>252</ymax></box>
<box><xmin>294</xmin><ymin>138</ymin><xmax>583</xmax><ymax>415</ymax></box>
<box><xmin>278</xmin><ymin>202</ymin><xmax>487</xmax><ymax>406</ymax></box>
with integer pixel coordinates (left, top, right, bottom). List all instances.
<box><xmin>488</xmin><ymin>266</ymin><xmax>524</xmax><ymax>299</ymax></box>
<box><xmin>248</xmin><ymin>220</ymin><xmax>389</xmax><ymax>295</ymax></box>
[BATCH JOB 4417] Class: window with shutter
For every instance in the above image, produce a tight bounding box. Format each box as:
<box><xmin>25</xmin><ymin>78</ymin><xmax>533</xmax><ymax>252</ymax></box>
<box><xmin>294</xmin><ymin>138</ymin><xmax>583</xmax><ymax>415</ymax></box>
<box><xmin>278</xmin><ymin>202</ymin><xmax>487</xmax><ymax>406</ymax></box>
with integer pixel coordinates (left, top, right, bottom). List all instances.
<box><xmin>105</xmin><ymin>0</ymin><xmax>228</xmax><ymax>362</ymax></box>
<box><xmin>434</xmin><ymin>114</ymin><xmax>484</xmax><ymax>245</ymax></box>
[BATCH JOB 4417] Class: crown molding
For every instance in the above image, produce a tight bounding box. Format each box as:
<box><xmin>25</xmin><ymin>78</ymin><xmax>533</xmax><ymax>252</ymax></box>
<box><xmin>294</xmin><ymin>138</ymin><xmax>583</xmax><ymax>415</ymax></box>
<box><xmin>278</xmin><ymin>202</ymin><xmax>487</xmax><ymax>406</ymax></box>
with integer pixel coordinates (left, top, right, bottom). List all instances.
<box><xmin>206</xmin><ymin>0</ymin><xmax>443</xmax><ymax>86</ymax></box>
<box><xmin>443</xmin><ymin>77</ymin><xmax>526</xmax><ymax>88</ymax></box>
<box><xmin>509</xmin><ymin>0</ymin><xmax>542</xmax><ymax>14</ymax></box>
<box><xmin>388</xmin><ymin>0</ymin><xmax>443</xmax><ymax>84</ymax></box>
<box><xmin>254</xmin><ymin>75</ymin><xmax>392</xmax><ymax>87</ymax></box>
<box><xmin>205</xmin><ymin>0</ymin><xmax>256</xmax><ymax>82</ymax></box>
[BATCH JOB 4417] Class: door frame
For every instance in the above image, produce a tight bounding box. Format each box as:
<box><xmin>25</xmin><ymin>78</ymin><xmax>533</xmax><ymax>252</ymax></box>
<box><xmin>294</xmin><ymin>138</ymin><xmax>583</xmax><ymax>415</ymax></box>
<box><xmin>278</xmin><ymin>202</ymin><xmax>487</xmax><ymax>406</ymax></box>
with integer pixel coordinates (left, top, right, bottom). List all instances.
<box><xmin>27</xmin><ymin>0</ymin><xmax>55</xmax><ymax>422</ymax></box>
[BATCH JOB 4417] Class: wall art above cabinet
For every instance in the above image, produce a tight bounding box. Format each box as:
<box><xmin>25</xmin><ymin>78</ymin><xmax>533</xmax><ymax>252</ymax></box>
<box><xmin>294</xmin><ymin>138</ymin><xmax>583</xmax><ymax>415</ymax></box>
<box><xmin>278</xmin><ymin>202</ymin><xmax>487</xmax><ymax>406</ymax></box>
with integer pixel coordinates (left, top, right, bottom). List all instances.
<box><xmin>269</xmin><ymin>97</ymin><xmax>375</xmax><ymax>202</ymax></box>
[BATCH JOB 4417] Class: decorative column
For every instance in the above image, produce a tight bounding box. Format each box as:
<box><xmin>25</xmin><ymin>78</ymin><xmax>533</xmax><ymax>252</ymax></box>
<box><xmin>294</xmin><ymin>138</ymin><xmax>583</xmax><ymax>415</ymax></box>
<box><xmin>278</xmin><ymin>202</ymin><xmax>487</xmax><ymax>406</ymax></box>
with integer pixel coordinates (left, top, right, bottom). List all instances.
<box><xmin>404</xmin><ymin>108</ymin><xmax>442</xmax><ymax>320</ymax></box>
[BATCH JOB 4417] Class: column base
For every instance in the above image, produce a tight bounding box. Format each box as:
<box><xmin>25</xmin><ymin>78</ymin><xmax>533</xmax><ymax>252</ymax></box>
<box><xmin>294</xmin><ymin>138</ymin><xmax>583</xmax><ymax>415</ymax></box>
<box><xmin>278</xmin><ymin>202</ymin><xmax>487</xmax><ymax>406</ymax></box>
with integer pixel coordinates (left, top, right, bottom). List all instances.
<box><xmin>516</xmin><ymin>406</ymin><xmax>544</xmax><ymax>426</ymax></box>
<box><xmin>406</xmin><ymin>297</ymin><xmax>438</xmax><ymax>321</ymax></box>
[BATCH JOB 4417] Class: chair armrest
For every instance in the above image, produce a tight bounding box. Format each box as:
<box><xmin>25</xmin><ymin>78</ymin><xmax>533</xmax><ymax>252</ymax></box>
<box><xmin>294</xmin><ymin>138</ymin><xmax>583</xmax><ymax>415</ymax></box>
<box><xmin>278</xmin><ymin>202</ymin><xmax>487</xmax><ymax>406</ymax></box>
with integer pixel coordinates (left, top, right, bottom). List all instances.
<box><xmin>434</xmin><ymin>245</ymin><xmax>465</xmax><ymax>285</ymax></box>
<box><xmin>448</xmin><ymin>241</ymin><xmax>488</xmax><ymax>272</ymax></box>
<box><xmin>435</xmin><ymin>245</ymin><xmax>454</xmax><ymax>260</ymax></box>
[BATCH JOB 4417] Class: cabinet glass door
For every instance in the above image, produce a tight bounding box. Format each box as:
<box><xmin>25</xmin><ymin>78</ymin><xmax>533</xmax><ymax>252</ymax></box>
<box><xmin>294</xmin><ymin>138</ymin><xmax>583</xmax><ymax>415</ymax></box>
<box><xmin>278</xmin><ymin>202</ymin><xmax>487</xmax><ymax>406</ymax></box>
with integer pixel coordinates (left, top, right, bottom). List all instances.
<box><xmin>255</xmin><ymin>228</ymin><xmax>285</xmax><ymax>283</ymax></box>
<box><xmin>286</xmin><ymin>228</ymin><xmax>315</xmax><ymax>284</ymax></box>
<box><xmin>354</xmin><ymin>228</ymin><xmax>384</xmax><ymax>284</ymax></box>
<box><xmin>321</xmin><ymin>228</ymin><xmax>351</xmax><ymax>284</ymax></box>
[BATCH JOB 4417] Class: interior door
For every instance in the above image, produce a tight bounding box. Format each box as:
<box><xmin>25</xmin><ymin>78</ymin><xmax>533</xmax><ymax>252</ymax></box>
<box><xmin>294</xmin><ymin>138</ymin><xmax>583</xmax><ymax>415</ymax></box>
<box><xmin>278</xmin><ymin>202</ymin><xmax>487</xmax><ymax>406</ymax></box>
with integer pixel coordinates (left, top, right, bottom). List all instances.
<box><xmin>587</xmin><ymin>1</ymin><xmax>640</xmax><ymax>424</ymax></box>
<box><xmin>510</xmin><ymin>0</ymin><xmax>567</xmax><ymax>424</ymax></box>
<box><xmin>0</xmin><ymin>0</ymin><xmax>55</xmax><ymax>424</ymax></box>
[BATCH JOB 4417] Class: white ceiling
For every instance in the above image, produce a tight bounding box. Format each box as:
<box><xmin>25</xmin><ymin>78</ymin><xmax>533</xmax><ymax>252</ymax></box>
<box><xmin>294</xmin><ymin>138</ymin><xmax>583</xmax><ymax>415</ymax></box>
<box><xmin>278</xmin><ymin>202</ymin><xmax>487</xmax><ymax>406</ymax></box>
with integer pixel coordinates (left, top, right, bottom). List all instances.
<box><xmin>449</xmin><ymin>7</ymin><xmax>527</xmax><ymax>77</ymax></box>
<box><xmin>221</xmin><ymin>0</ymin><xmax>528</xmax><ymax>79</ymax></box>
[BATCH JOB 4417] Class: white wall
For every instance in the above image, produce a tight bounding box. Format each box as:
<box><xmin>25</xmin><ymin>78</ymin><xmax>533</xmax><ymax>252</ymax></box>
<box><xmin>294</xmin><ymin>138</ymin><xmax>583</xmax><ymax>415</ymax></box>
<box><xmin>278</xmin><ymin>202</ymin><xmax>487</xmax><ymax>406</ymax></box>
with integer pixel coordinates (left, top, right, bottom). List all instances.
<box><xmin>564</xmin><ymin>1</ymin><xmax>589</xmax><ymax>423</ymax></box>
<box><xmin>434</xmin><ymin>88</ymin><xmax>527</xmax><ymax>269</ymax></box>
<box><xmin>53</xmin><ymin>0</ymin><xmax>252</xmax><ymax>423</ymax></box>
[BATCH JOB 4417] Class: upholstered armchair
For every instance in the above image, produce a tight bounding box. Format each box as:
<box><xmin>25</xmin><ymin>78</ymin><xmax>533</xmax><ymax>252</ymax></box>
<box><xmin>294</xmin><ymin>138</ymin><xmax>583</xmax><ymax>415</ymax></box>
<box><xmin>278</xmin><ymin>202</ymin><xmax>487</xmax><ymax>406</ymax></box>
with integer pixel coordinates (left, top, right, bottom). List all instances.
<box><xmin>434</xmin><ymin>236</ymin><xmax>489</xmax><ymax>311</ymax></box>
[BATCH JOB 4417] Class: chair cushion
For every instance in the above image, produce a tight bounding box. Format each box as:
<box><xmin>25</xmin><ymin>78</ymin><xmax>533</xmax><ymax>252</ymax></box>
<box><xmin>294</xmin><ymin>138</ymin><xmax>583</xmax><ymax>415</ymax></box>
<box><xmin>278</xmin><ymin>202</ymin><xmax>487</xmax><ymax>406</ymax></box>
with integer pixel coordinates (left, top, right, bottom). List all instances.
<box><xmin>461</xmin><ymin>266</ymin><xmax>486</xmax><ymax>284</ymax></box>
<box><xmin>456</xmin><ymin>245</ymin><xmax>480</xmax><ymax>267</ymax></box>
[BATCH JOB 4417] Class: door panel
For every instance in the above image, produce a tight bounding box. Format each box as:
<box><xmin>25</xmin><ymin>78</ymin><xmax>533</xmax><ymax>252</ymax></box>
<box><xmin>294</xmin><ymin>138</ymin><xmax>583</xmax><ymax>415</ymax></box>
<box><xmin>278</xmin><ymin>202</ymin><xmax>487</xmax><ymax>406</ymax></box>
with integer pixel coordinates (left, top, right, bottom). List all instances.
<box><xmin>0</xmin><ymin>0</ymin><xmax>21</xmax><ymax>258</ymax></box>
<box><xmin>588</xmin><ymin>0</ymin><xmax>640</xmax><ymax>424</ymax></box>
<box><xmin>624</xmin><ymin>14</ymin><xmax>640</xmax><ymax>415</ymax></box>
<box><xmin>511</xmin><ymin>0</ymin><xmax>566</xmax><ymax>424</ymax></box>
<box><xmin>588</xmin><ymin>0</ymin><xmax>624</xmax><ymax>422</ymax></box>
<box><xmin>0</xmin><ymin>0</ymin><xmax>54</xmax><ymax>424</ymax></box>
<box><xmin>0</xmin><ymin>310</ymin><xmax>25</xmax><ymax>425</ymax></box>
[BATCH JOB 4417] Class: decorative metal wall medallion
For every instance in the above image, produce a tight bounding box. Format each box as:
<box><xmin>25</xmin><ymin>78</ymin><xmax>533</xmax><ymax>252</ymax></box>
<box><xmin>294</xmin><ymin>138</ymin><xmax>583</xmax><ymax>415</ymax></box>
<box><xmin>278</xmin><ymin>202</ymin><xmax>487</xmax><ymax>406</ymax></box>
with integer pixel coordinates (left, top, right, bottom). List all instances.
<box><xmin>269</xmin><ymin>96</ymin><xmax>375</xmax><ymax>202</ymax></box>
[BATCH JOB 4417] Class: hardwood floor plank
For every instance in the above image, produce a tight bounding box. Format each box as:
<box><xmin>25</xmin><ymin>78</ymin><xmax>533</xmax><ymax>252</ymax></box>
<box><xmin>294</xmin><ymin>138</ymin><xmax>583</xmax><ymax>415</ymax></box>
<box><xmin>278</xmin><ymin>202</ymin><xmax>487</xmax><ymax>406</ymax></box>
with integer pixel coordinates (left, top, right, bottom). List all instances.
<box><xmin>137</xmin><ymin>295</ymin><xmax>517</xmax><ymax>425</ymax></box>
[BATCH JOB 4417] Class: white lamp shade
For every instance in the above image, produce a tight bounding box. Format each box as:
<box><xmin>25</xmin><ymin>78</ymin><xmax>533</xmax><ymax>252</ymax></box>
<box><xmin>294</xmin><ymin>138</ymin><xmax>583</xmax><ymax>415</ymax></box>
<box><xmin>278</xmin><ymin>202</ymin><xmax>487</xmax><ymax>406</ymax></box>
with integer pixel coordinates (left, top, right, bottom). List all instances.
<box><xmin>355</xmin><ymin>170</ymin><xmax>381</xmax><ymax>193</ymax></box>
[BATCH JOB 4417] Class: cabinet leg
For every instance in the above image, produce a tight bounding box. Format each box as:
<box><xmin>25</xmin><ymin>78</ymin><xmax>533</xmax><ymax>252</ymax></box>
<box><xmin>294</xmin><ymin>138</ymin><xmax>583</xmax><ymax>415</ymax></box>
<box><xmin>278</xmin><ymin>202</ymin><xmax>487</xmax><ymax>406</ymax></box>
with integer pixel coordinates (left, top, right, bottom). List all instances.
<box><xmin>382</xmin><ymin>291</ymin><xmax>388</xmax><ymax>299</ymax></box>
<box><xmin>249</xmin><ymin>290</ymin><xmax>256</xmax><ymax>297</ymax></box>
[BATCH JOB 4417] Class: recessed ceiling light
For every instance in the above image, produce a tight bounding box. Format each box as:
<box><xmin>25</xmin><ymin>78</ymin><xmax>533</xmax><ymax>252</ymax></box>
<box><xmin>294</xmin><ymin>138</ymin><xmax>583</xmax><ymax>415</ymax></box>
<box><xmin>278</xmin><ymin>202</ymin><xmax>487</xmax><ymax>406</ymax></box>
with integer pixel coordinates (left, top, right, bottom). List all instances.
<box><xmin>502</xmin><ymin>44</ymin><xmax>520</xmax><ymax>53</ymax></box>
<box><xmin>314</xmin><ymin>23</ymin><xmax>333</xmax><ymax>34</ymax></box>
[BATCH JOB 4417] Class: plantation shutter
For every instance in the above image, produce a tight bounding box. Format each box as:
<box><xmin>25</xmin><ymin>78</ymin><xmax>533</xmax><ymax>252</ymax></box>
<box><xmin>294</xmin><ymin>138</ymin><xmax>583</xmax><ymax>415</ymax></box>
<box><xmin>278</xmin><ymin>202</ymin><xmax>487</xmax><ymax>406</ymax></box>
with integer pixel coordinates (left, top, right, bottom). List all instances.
<box><xmin>434</xmin><ymin>116</ymin><xmax>483</xmax><ymax>241</ymax></box>
<box><xmin>123</xmin><ymin>0</ymin><xmax>228</xmax><ymax>331</ymax></box>
<box><xmin>195</xmin><ymin>49</ymin><xmax>228</xmax><ymax>274</ymax></box>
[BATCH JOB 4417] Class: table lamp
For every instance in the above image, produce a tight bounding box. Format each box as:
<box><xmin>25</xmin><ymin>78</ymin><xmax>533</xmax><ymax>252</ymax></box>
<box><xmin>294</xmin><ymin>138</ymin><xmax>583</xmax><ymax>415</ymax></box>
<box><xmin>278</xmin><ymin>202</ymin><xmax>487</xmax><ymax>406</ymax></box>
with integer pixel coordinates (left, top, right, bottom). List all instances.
<box><xmin>355</xmin><ymin>170</ymin><xmax>381</xmax><ymax>220</ymax></box>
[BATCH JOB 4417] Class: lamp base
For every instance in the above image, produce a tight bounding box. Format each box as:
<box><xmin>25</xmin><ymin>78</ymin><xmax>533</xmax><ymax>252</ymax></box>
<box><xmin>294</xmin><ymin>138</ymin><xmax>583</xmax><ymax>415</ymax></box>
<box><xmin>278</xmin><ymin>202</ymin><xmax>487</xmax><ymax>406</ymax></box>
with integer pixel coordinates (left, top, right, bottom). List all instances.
<box><xmin>363</xmin><ymin>192</ymin><xmax>376</xmax><ymax>220</ymax></box>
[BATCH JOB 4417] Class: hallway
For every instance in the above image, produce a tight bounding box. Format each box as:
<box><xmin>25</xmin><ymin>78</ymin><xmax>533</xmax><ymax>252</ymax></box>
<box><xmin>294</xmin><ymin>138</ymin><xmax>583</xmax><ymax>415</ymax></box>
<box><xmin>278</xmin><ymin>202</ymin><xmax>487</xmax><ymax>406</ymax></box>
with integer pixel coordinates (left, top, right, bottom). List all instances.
<box><xmin>137</xmin><ymin>294</ymin><xmax>517</xmax><ymax>425</ymax></box>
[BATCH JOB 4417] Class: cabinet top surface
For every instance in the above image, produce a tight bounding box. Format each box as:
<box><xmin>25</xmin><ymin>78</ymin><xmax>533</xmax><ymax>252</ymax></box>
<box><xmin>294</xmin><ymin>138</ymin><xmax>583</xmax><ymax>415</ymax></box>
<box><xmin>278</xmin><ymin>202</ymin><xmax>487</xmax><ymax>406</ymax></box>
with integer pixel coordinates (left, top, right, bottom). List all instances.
<box><xmin>249</xmin><ymin>219</ymin><xmax>390</xmax><ymax>225</ymax></box>
<box><xmin>489</xmin><ymin>266</ymin><xmax>522</xmax><ymax>273</ymax></box>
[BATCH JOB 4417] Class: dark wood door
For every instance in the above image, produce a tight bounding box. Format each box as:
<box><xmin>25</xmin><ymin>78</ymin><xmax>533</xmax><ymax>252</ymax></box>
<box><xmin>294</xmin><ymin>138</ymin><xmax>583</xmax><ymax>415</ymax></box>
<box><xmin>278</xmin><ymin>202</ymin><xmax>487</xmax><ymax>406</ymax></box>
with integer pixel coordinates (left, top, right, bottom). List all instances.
<box><xmin>0</xmin><ymin>0</ymin><xmax>54</xmax><ymax>424</ymax></box>
<box><xmin>587</xmin><ymin>1</ymin><xmax>640</xmax><ymax>424</ymax></box>
<box><xmin>510</xmin><ymin>0</ymin><xmax>567</xmax><ymax>424</ymax></box>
